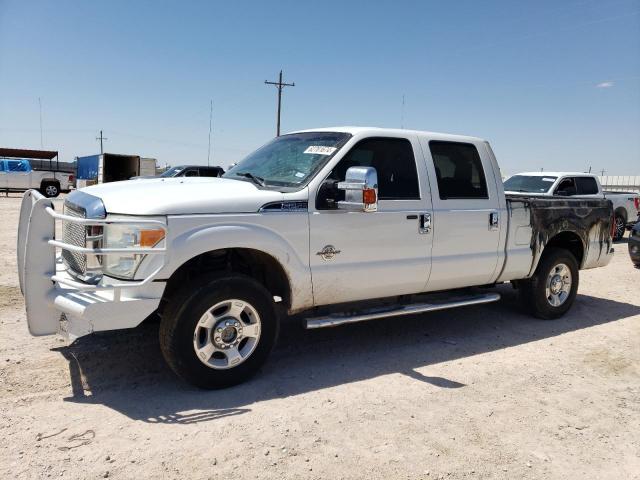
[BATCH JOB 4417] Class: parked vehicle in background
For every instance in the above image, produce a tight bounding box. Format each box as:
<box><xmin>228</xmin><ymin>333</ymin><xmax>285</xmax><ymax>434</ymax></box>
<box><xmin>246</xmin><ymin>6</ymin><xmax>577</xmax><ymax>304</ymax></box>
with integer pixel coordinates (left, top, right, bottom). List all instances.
<box><xmin>629</xmin><ymin>220</ymin><xmax>640</xmax><ymax>268</ymax></box>
<box><xmin>132</xmin><ymin>164</ymin><xmax>225</xmax><ymax>180</ymax></box>
<box><xmin>75</xmin><ymin>154</ymin><xmax>157</xmax><ymax>188</ymax></box>
<box><xmin>0</xmin><ymin>158</ymin><xmax>73</xmax><ymax>197</ymax></box>
<box><xmin>18</xmin><ymin>127</ymin><xmax>615</xmax><ymax>389</ymax></box>
<box><xmin>504</xmin><ymin>172</ymin><xmax>640</xmax><ymax>241</ymax></box>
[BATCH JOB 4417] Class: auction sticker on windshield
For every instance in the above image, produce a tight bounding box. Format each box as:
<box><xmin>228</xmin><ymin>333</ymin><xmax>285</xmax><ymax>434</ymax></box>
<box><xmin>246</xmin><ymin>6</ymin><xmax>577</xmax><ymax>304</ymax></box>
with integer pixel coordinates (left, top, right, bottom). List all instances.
<box><xmin>304</xmin><ymin>146</ymin><xmax>337</xmax><ymax>155</ymax></box>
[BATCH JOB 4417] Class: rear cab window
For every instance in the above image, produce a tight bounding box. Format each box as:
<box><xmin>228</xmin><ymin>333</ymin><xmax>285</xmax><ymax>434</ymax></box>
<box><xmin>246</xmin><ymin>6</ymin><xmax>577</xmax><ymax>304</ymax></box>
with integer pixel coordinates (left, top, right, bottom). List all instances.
<box><xmin>428</xmin><ymin>141</ymin><xmax>488</xmax><ymax>200</ymax></box>
<box><xmin>575</xmin><ymin>176</ymin><xmax>599</xmax><ymax>195</ymax></box>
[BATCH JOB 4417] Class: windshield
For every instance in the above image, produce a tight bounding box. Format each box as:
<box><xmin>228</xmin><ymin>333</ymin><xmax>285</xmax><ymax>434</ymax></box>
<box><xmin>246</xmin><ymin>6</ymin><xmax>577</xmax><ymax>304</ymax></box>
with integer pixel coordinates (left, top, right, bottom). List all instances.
<box><xmin>223</xmin><ymin>132</ymin><xmax>351</xmax><ymax>188</ymax></box>
<box><xmin>504</xmin><ymin>175</ymin><xmax>557</xmax><ymax>193</ymax></box>
<box><xmin>161</xmin><ymin>166</ymin><xmax>185</xmax><ymax>177</ymax></box>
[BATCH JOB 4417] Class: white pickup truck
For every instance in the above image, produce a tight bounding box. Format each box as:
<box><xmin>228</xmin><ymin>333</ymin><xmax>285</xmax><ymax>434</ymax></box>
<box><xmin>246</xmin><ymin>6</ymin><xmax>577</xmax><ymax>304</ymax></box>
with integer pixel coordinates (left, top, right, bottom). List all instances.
<box><xmin>18</xmin><ymin>128</ymin><xmax>615</xmax><ymax>388</ymax></box>
<box><xmin>1</xmin><ymin>158</ymin><xmax>73</xmax><ymax>197</ymax></box>
<box><xmin>504</xmin><ymin>172</ymin><xmax>640</xmax><ymax>241</ymax></box>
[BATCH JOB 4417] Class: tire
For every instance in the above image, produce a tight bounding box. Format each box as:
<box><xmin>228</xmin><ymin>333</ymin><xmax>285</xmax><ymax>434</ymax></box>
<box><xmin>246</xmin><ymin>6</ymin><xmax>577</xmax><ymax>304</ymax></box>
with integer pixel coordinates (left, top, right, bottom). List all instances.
<box><xmin>41</xmin><ymin>182</ymin><xmax>60</xmax><ymax>198</ymax></box>
<box><xmin>159</xmin><ymin>273</ymin><xmax>279</xmax><ymax>389</ymax></box>
<box><xmin>519</xmin><ymin>247</ymin><xmax>579</xmax><ymax>320</ymax></box>
<box><xmin>613</xmin><ymin>214</ymin><xmax>625</xmax><ymax>242</ymax></box>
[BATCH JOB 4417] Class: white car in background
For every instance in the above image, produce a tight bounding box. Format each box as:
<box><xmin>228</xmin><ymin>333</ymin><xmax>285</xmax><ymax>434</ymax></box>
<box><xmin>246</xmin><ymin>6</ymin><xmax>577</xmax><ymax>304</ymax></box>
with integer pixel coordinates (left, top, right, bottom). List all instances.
<box><xmin>504</xmin><ymin>172</ymin><xmax>640</xmax><ymax>241</ymax></box>
<box><xmin>0</xmin><ymin>159</ymin><xmax>73</xmax><ymax>197</ymax></box>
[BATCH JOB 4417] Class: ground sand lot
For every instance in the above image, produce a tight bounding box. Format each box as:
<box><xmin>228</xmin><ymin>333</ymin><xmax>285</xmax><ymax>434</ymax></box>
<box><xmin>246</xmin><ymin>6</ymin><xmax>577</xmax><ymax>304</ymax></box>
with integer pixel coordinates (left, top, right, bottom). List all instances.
<box><xmin>1</xmin><ymin>193</ymin><xmax>639</xmax><ymax>479</ymax></box>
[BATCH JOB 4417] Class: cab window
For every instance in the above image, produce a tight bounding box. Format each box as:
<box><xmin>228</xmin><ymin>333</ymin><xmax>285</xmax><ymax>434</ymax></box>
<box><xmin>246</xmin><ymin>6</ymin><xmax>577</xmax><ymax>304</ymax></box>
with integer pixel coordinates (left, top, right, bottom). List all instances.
<box><xmin>429</xmin><ymin>141</ymin><xmax>488</xmax><ymax>200</ymax></box>
<box><xmin>576</xmin><ymin>177</ymin><xmax>599</xmax><ymax>195</ymax></box>
<box><xmin>555</xmin><ymin>178</ymin><xmax>577</xmax><ymax>196</ymax></box>
<box><xmin>321</xmin><ymin>137</ymin><xmax>419</xmax><ymax>206</ymax></box>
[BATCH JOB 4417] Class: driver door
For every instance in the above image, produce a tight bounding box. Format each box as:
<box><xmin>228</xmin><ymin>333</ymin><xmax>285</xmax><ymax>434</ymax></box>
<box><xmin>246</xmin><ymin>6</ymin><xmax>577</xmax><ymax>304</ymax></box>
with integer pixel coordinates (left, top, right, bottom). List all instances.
<box><xmin>309</xmin><ymin>136</ymin><xmax>433</xmax><ymax>306</ymax></box>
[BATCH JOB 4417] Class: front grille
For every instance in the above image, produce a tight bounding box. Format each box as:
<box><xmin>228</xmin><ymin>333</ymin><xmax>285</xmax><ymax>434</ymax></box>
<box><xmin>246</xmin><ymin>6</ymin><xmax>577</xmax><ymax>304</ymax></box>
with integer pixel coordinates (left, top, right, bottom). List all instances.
<box><xmin>62</xmin><ymin>203</ymin><xmax>87</xmax><ymax>275</ymax></box>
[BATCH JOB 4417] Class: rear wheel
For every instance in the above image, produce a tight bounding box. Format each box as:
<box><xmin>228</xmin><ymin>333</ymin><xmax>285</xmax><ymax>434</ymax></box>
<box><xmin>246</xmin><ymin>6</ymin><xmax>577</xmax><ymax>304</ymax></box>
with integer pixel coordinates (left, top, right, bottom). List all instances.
<box><xmin>519</xmin><ymin>247</ymin><xmax>579</xmax><ymax>320</ymax></box>
<box><xmin>613</xmin><ymin>215</ymin><xmax>625</xmax><ymax>241</ymax></box>
<box><xmin>41</xmin><ymin>181</ymin><xmax>60</xmax><ymax>198</ymax></box>
<box><xmin>159</xmin><ymin>273</ymin><xmax>279</xmax><ymax>389</ymax></box>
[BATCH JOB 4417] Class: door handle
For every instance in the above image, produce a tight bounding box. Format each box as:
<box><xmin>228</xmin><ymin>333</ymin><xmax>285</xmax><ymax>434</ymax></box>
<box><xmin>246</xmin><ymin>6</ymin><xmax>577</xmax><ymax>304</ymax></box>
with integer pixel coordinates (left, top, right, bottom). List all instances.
<box><xmin>419</xmin><ymin>213</ymin><xmax>431</xmax><ymax>234</ymax></box>
<box><xmin>489</xmin><ymin>211</ymin><xmax>499</xmax><ymax>231</ymax></box>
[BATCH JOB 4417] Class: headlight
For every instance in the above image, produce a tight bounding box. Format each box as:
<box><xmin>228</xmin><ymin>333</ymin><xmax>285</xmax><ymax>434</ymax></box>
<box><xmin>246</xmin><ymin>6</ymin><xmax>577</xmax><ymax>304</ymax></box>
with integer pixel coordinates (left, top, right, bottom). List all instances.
<box><xmin>103</xmin><ymin>223</ymin><xmax>166</xmax><ymax>279</ymax></box>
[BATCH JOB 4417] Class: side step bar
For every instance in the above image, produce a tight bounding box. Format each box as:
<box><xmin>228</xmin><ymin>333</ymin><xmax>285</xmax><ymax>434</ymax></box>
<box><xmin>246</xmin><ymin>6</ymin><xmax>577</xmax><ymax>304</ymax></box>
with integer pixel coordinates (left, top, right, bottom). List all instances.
<box><xmin>305</xmin><ymin>292</ymin><xmax>501</xmax><ymax>329</ymax></box>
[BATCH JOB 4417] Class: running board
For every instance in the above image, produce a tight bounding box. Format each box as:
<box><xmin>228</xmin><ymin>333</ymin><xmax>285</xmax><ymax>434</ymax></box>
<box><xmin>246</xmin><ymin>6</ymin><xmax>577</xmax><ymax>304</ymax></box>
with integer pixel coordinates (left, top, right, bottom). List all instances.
<box><xmin>305</xmin><ymin>292</ymin><xmax>501</xmax><ymax>329</ymax></box>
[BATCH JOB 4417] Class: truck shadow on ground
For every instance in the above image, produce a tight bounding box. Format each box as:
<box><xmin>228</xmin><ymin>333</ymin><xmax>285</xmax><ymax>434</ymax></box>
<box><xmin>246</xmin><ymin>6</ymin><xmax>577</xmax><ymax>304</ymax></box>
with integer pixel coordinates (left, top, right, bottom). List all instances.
<box><xmin>54</xmin><ymin>285</ymin><xmax>640</xmax><ymax>424</ymax></box>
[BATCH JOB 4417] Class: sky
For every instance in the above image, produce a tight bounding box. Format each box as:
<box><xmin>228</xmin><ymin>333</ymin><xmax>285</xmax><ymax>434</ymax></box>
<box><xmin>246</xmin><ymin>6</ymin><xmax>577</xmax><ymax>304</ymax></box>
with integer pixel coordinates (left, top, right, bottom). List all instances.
<box><xmin>0</xmin><ymin>0</ymin><xmax>639</xmax><ymax>175</ymax></box>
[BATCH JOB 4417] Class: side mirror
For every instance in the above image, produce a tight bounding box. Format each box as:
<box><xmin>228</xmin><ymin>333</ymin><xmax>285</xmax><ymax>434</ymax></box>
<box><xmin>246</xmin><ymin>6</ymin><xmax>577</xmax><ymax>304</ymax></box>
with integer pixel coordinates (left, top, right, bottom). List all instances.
<box><xmin>337</xmin><ymin>166</ymin><xmax>378</xmax><ymax>212</ymax></box>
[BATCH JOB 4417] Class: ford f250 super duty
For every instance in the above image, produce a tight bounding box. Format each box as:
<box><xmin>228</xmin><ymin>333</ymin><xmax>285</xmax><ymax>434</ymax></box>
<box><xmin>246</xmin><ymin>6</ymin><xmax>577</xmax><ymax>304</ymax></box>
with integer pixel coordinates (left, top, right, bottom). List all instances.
<box><xmin>17</xmin><ymin>127</ymin><xmax>615</xmax><ymax>388</ymax></box>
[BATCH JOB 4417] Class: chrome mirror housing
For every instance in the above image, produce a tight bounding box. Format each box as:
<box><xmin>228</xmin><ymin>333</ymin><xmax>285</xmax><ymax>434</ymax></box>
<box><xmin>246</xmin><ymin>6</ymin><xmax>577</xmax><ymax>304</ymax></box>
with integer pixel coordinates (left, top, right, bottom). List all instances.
<box><xmin>337</xmin><ymin>166</ymin><xmax>378</xmax><ymax>213</ymax></box>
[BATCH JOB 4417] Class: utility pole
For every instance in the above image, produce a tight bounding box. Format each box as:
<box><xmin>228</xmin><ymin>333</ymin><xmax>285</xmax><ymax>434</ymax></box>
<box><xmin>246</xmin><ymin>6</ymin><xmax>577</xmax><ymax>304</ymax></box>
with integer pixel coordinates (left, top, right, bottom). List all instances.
<box><xmin>96</xmin><ymin>130</ymin><xmax>108</xmax><ymax>154</ymax></box>
<box><xmin>265</xmin><ymin>70</ymin><xmax>295</xmax><ymax>136</ymax></box>
<box><xmin>207</xmin><ymin>100</ymin><xmax>213</xmax><ymax>167</ymax></box>
<box><xmin>600</xmin><ymin>169</ymin><xmax>606</xmax><ymax>177</ymax></box>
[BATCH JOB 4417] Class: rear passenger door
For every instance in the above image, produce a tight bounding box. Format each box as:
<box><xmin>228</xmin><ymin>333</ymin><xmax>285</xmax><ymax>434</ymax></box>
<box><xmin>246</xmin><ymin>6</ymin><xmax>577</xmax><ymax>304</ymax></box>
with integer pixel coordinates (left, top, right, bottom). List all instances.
<box><xmin>420</xmin><ymin>140</ymin><xmax>502</xmax><ymax>291</ymax></box>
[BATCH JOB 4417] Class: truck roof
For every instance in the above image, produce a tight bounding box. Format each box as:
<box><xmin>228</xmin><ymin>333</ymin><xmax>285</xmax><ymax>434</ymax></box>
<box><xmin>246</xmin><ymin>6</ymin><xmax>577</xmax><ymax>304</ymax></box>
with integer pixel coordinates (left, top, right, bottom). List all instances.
<box><xmin>290</xmin><ymin>126</ymin><xmax>487</xmax><ymax>143</ymax></box>
<box><xmin>511</xmin><ymin>171</ymin><xmax>598</xmax><ymax>177</ymax></box>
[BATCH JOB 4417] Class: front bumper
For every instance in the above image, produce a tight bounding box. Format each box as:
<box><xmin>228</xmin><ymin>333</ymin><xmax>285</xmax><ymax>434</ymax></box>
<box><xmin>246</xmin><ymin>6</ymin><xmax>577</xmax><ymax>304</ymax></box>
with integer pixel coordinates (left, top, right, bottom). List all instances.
<box><xmin>17</xmin><ymin>190</ymin><xmax>166</xmax><ymax>339</ymax></box>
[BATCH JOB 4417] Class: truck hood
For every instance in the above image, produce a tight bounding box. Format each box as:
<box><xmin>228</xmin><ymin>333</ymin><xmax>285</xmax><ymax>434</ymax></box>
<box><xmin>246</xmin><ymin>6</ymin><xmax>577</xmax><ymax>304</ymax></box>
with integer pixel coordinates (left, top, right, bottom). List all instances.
<box><xmin>80</xmin><ymin>177</ymin><xmax>287</xmax><ymax>215</ymax></box>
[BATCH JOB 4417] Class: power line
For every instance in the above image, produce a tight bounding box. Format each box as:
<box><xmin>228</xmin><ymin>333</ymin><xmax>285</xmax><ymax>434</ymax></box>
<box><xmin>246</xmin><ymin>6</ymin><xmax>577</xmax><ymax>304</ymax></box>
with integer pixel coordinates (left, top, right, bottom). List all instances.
<box><xmin>96</xmin><ymin>130</ymin><xmax>108</xmax><ymax>154</ymax></box>
<box><xmin>265</xmin><ymin>70</ymin><xmax>295</xmax><ymax>137</ymax></box>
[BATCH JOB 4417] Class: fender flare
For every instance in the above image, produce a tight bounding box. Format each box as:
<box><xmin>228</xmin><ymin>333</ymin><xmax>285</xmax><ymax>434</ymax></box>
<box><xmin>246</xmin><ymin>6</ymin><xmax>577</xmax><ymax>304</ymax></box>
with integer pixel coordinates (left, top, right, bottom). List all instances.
<box><xmin>141</xmin><ymin>222</ymin><xmax>313</xmax><ymax>312</ymax></box>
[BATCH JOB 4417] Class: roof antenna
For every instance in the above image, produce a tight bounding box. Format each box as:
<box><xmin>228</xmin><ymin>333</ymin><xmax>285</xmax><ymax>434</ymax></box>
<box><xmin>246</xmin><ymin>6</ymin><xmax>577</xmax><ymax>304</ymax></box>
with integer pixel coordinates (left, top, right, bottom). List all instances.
<box><xmin>207</xmin><ymin>99</ymin><xmax>213</xmax><ymax>167</ymax></box>
<box><xmin>38</xmin><ymin>97</ymin><xmax>43</xmax><ymax>148</ymax></box>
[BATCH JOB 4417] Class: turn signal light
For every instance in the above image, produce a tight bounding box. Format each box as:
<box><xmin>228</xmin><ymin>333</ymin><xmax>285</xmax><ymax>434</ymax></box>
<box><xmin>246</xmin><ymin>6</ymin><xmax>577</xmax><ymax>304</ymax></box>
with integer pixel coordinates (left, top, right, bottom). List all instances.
<box><xmin>634</xmin><ymin>197</ymin><xmax>639</xmax><ymax>210</ymax></box>
<box><xmin>140</xmin><ymin>228</ymin><xmax>166</xmax><ymax>247</ymax></box>
<box><xmin>363</xmin><ymin>188</ymin><xmax>377</xmax><ymax>205</ymax></box>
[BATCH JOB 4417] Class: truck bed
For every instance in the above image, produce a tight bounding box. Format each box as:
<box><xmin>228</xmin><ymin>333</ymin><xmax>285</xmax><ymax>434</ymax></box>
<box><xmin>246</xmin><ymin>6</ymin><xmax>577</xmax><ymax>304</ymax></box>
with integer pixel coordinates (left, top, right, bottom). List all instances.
<box><xmin>500</xmin><ymin>194</ymin><xmax>613</xmax><ymax>282</ymax></box>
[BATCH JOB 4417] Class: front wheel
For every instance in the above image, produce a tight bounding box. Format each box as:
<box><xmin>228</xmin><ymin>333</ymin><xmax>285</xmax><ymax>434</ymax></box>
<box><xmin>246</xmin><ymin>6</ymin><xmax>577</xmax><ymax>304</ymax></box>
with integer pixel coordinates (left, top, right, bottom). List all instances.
<box><xmin>159</xmin><ymin>273</ymin><xmax>279</xmax><ymax>389</ymax></box>
<box><xmin>519</xmin><ymin>247</ymin><xmax>579</xmax><ymax>320</ymax></box>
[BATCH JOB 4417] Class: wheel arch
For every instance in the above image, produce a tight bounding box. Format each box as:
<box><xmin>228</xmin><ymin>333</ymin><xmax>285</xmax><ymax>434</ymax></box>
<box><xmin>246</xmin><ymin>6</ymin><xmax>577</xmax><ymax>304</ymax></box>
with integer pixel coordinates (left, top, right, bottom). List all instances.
<box><xmin>542</xmin><ymin>231</ymin><xmax>585</xmax><ymax>268</ymax></box>
<box><xmin>614</xmin><ymin>206</ymin><xmax>627</xmax><ymax>223</ymax></box>
<box><xmin>161</xmin><ymin>247</ymin><xmax>293</xmax><ymax>312</ymax></box>
<box><xmin>40</xmin><ymin>177</ymin><xmax>60</xmax><ymax>186</ymax></box>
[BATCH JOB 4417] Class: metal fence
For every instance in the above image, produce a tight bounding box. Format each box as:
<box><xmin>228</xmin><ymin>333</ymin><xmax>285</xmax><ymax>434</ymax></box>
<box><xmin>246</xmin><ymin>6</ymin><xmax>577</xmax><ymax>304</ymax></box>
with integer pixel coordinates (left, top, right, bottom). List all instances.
<box><xmin>599</xmin><ymin>175</ymin><xmax>640</xmax><ymax>193</ymax></box>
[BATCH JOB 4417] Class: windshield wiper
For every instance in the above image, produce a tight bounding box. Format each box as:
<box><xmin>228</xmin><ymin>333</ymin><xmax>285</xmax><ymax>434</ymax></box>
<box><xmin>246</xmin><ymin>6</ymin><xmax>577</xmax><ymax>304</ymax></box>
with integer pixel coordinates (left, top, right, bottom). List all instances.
<box><xmin>235</xmin><ymin>172</ymin><xmax>266</xmax><ymax>187</ymax></box>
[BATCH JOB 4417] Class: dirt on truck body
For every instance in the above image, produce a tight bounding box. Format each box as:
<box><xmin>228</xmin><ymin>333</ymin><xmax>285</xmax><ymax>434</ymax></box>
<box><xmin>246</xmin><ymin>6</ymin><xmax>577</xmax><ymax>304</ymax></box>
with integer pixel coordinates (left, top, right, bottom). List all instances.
<box><xmin>507</xmin><ymin>195</ymin><xmax>613</xmax><ymax>277</ymax></box>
